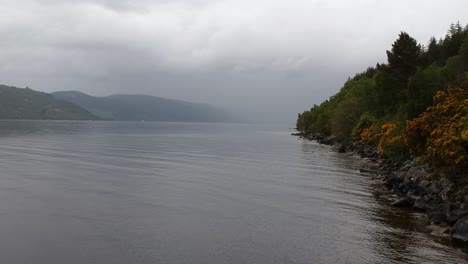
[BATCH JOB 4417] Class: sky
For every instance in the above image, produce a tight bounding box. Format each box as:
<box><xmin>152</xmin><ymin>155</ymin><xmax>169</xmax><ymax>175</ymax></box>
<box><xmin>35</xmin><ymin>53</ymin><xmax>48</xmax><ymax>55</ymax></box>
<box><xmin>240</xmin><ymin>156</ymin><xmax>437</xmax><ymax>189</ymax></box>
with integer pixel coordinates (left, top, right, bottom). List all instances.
<box><xmin>0</xmin><ymin>0</ymin><xmax>467</xmax><ymax>123</ymax></box>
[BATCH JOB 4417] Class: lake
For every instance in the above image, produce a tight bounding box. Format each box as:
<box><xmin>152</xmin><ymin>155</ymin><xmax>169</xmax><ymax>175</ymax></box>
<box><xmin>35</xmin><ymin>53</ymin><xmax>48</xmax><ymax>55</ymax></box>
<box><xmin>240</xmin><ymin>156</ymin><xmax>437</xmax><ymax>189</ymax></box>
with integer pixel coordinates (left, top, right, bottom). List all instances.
<box><xmin>0</xmin><ymin>120</ymin><xmax>465</xmax><ymax>263</ymax></box>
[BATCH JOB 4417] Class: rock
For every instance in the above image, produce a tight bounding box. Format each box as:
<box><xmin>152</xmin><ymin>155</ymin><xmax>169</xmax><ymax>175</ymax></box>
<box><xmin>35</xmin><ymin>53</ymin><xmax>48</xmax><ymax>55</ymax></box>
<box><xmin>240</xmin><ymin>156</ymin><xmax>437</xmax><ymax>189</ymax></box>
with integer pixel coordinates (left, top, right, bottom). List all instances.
<box><xmin>400</xmin><ymin>160</ymin><xmax>415</xmax><ymax>171</ymax></box>
<box><xmin>335</xmin><ymin>144</ymin><xmax>346</xmax><ymax>153</ymax></box>
<box><xmin>372</xmin><ymin>191</ymin><xmax>383</xmax><ymax>197</ymax></box>
<box><xmin>407</xmin><ymin>167</ymin><xmax>427</xmax><ymax>183</ymax></box>
<box><xmin>360</xmin><ymin>147</ymin><xmax>379</xmax><ymax>159</ymax></box>
<box><xmin>413</xmin><ymin>196</ymin><xmax>429</xmax><ymax>211</ymax></box>
<box><xmin>359</xmin><ymin>167</ymin><xmax>376</xmax><ymax>173</ymax></box>
<box><xmin>449</xmin><ymin>209</ymin><xmax>468</xmax><ymax>225</ymax></box>
<box><xmin>414</xmin><ymin>214</ymin><xmax>430</xmax><ymax>226</ymax></box>
<box><xmin>418</xmin><ymin>180</ymin><xmax>431</xmax><ymax>187</ymax></box>
<box><xmin>438</xmin><ymin>177</ymin><xmax>453</xmax><ymax>189</ymax></box>
<box><xmin>428</xmin><ymin>225</ymin><xmax>450</xmax><ymax>238</ymax></box>
<box><xmin>359</xmin><ymin>168</ymin><xmax>368</xmax><ymax>173</ymax></box>
<box><xmin>426</xmin><ymin>202</ymin><xmax>450</xmax><ymax>224</ymax></box>
<box><xmin>451</xmin><ymin>201</ymin><xmax>461</xmax><ymax>210</ymax></box>
<box><xmin>439</xmin><ymin>186</ymin><xmax>453</xmax><ymax>202</ymax></box>
<box><xmin>398</xmin><ymin>172</ymin><xmax>419</xmax><ymax>193</ymax></box>
<box><xmin>391</xmin><ymin>196</ymin><xmax>415</xmax><ymax>207</ymax></box>
<box><xmin>318</xmin><ymin>136</ymin><xmax>335</xmax><ymax>145</ymax></box>
<box><xmin>416</xmin><ymin>180</ymin><xmax>432</xmax><ymax>195</ymax></box>
<box><xmin>452</xmin><ymin>215</ymin><xmax>468</xmax><ymax>243</ymax></box>
<box><xmin>428</xmin><ymin>183</ymin><xmax>442</xmax><ymax>195</ymax></box>
<box><xmin>384</xmin><ymin>172</ymin><xmax>402</xmax><ymax>189</ymax></box>
<box><xmin>372</xmin><ymin>189</ymin><xmax>388</xmax><ymax>198</ymax></box>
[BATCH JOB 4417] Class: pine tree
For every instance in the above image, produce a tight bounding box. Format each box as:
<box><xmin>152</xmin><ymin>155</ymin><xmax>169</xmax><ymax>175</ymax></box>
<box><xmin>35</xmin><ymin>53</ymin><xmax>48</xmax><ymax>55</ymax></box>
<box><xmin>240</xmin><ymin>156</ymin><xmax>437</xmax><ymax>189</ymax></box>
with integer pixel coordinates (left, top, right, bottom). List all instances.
<box><xmin>386</xmin><ymin>32</ymin><xmax>422</xmax><ymax>82</ymax></box>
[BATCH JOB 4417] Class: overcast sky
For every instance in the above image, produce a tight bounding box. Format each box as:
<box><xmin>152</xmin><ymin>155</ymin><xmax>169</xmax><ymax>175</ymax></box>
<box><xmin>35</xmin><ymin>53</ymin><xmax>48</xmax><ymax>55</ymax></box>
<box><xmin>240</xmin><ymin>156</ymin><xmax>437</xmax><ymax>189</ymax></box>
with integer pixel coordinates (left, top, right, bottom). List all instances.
<box><xmin>1</xmin><ymin>0</ymin><xmax>467</xmax><ymax>123</ymax></box>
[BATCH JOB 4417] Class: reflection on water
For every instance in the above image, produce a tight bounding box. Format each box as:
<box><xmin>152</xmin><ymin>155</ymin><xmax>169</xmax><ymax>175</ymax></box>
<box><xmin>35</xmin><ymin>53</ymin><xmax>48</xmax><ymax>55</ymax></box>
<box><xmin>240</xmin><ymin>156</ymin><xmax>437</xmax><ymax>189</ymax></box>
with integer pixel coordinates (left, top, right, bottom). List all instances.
<box><xmin>0</xmin><ymin>120</ymin><xmax>465</xmax><ymax>264</ymax></box>
<box><xmin>325</xmin><ymin>147</ymin><xmax>467</xmax><ymax>264</ymax></box>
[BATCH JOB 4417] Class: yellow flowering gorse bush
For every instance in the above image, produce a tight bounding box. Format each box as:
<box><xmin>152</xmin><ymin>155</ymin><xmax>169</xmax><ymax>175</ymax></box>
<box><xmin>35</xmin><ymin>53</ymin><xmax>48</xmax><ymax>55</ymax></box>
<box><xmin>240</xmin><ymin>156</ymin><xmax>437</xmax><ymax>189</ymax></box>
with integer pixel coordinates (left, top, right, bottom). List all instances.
<box><xmin>403</xmin><ymin>88</ymin><xmax>468</xmax><ymax>169</ymax></box>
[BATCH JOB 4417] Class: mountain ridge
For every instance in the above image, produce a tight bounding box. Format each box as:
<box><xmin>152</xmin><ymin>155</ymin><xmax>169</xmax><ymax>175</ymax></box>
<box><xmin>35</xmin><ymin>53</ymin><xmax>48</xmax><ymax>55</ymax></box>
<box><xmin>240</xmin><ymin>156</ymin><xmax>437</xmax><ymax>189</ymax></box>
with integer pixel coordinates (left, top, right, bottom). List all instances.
<box><xmin>0</xmin><ymin>85</ymin><xmax>99</xmax><ymax>120</ymax></box>
<box><xmin>52</xmin><ymin>90</ymin><xmax>237</xmax><ymax>122</ymax></box>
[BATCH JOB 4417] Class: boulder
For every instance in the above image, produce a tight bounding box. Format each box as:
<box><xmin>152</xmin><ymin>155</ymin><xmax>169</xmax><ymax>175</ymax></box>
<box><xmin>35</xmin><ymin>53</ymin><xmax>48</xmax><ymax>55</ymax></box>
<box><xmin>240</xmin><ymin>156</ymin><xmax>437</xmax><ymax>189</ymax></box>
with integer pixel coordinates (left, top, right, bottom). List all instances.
<box><xmin>407</xmin><ymin>167</ymin><xmax>427</xmax><ymax>184</ymax></box>
<box><xmin>372</xmin><ymin>189</ymin><xmax>385</xmax><ymax>197</ymax></box>
<box><xmin>428</xmin><ymin>183</ymin><xmax>442</xmax><ymax>195</ymax></box>
<box><xmin>451</xmin><ymin>201</ymin><xmax>461</xmax><ymax>210</ymax></box>
<box><xmin>335</xmin><ymin>144</ymin><xmax>347</xmax><ymax>153</ymax></box>
<box><xmin>449</xmin><ymin>209</ymin><xmax>468</xmax><ymax>225</ymax></box>
<box><xmin>426</xmin><ymin>202</ymin><xmax>450</xmax><ymax>224</ymax></box>
<box><xmin>391</xmin><ymin>196</ymin><xmax>415</xmax><ymax>207</ymax></box>
<box><xmin>318</xmin><ymin>136</ymin><xmax>335</xmax><ymax>145</ymax></box>
<box><xmin>400</xmin><ymin>160</ymin><xmax>415</xmax><ymax>171</ymax></box>
<box><xmin>452</xmin><ymin>215</ymin><xmax>468</xmax><ymax>243</ymax></box>
<box><xmin>413</xmin><ymin>196</ymin><xmax>429</xmax><ymax>211</ymax></box>
<box><xmin>428</xmin><ymin>225</ymin><xmax>451</xmax><ymax>238</ymax></box>
<box><xmin>359</xmin><ymin>166</ymin><xmax>377</xmax><ymax>173</ymax></box>
<box><xmin>384</xmin><ymin>174</ymin><xmax>400</xmax><ymax>189</ymax></box>
<box><xmin>438</xmin><ymin>177</ymin><xmax>453</xmax><ymax>189</ymax></box>
<box><xmin>416</xmin><ymin>180</ymin><xmax>432</xmax><ymax>195</ymax></box>
<box><xmin>414</xmin><ymin>214</ymin><xmax>430</xmax><ymax>226</ymax></box>
<box><xmin>439</xmin><ymin>186</ymin><xmax>453</xmax><ymax>202</ymax></box>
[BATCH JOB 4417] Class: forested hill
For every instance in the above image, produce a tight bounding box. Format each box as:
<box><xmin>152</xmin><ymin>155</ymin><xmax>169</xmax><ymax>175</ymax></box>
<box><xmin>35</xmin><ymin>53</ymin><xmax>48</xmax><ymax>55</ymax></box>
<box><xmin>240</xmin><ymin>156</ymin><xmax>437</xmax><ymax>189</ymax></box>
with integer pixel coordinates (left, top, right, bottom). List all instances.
<box><xmin>52</xmin><ymin>91</ymin><xmax>237</xmax><ymax>123</ymax></box>
<box><xmin>0</xmin><ymin>85</ymin><xmax>98</xmax><ymax>120</ymax></box>
<box><xmin>296</xmin><ymin>22</ymin><xmax>468</xmax><ymax>171</ymax></box>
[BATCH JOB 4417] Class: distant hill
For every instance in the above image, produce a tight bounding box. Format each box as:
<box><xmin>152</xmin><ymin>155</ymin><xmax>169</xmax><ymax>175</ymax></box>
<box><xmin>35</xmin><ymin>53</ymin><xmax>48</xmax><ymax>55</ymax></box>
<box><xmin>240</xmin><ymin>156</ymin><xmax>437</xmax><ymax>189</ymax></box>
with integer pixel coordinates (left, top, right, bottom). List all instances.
<box><xmin>52</xmin><ymin>91</ymin><xmax>237</xmax><ymax>122</ymax></box>
<box><xmin>0</xmin><ymin>85</ymin><xmax>98</xmax><ymax>120</ymax></box>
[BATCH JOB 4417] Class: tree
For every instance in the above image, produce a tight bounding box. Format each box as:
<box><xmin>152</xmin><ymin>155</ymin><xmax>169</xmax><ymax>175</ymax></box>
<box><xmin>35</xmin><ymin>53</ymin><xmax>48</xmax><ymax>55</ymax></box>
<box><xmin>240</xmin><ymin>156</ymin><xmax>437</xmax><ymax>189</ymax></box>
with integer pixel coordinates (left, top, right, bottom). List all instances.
<box><xmin>406</xmin><ymin>64</ymin><xmax>443</xmax><ymax>118</ymax></box>
<box><xmin>441</xmin><ymin>22</ymin><xmax>466</xmax><ymax>60</ymax></box>
<box><xmin>331</xmin><ymin>98</ymin><xmax>365</xmax><ymax>141</ymax></box>
<box><xmin>459</xmin><ymin>35</ymin><xmax>468</xmax><ymax>67</ymax></box>
<box><xmin>422</xmin><ymin>37</ymin><xmax>441</xmax><ymax>66</ymax></box>
<box><xmin>374</xmin><ymin>70</ymin><xmax>401</xmax><ymax>117</ymax></box>
<box><xmin>386</xmin><ymin>32</ymin><xmax>422</xmax><ymax>83</ymax></box>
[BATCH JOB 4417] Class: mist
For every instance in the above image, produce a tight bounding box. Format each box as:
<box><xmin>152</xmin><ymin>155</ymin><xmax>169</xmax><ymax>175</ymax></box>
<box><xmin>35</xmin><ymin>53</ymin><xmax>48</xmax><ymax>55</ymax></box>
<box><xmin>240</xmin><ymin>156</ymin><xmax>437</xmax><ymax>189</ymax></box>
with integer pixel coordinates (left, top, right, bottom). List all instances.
<box><xmin>1</xmin><ymin>0</ymin><xmax>467</xmax><ymax>123</ymax></box>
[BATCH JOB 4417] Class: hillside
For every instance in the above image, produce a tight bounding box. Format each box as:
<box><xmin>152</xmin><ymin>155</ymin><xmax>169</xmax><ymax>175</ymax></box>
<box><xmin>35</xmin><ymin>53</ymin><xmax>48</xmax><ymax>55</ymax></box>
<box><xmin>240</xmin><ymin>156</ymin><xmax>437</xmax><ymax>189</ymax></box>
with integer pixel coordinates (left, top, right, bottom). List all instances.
<box><xmin>0</xmin><ymin>85</ymin><xmax>98</xmax><ymax>120</ymax></box>
<box><xmin>296</xmin><ymin>23</ymin><xmax>468</xmax><ymax>177</ymax></box>
<box><xmin>52</xmin><ymin>91</ymin><xmax>236</xmax><ymax>122</ymax></box>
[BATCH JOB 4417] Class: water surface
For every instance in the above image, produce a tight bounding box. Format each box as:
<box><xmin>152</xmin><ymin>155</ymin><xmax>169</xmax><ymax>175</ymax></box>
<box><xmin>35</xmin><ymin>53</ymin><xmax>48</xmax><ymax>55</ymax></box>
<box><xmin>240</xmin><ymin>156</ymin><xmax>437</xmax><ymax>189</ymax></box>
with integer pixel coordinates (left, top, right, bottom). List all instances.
<box><xmin>0</xmin><ymin>121</ymin><xmax>465</xmax><ymax>264</ymax></box>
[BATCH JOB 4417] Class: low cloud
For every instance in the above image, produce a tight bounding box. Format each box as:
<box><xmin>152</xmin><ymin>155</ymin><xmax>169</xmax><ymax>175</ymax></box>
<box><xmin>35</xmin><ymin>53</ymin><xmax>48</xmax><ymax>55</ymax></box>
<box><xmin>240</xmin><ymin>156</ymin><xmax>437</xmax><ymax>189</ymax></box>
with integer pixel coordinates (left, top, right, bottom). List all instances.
<box><xmin>1</xmin><ymin>0</ymin><xmax>467</xmax><ymax>122</ymax></box>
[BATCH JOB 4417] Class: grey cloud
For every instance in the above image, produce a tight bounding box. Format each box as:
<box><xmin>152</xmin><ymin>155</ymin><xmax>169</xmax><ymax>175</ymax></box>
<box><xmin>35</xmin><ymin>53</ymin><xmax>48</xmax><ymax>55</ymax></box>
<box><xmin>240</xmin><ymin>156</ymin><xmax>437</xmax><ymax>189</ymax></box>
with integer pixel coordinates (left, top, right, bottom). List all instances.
<box><xmin>0</xmin><ymin>0</ymin><xmax>467</xmax><ymax>123</ymax></box>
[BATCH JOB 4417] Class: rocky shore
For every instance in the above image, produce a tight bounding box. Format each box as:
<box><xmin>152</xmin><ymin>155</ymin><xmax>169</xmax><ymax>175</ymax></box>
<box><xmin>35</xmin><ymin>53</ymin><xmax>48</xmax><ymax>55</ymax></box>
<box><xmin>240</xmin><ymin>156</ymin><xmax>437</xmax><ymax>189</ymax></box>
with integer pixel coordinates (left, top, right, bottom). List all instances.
<box><xmin>293</xmin><ymin>131</ymin><xmax>468</xmax><ymax>249</ymax></box>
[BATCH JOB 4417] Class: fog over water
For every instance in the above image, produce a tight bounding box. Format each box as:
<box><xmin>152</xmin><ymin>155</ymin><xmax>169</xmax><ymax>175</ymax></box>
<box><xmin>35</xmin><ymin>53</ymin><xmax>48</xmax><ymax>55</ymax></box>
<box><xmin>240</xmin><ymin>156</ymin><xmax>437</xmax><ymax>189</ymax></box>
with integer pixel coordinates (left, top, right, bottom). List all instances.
<box><xmin>1</xmin><ymin>0</ymin><xmax>467</xmax><ymax>122</ymax></box>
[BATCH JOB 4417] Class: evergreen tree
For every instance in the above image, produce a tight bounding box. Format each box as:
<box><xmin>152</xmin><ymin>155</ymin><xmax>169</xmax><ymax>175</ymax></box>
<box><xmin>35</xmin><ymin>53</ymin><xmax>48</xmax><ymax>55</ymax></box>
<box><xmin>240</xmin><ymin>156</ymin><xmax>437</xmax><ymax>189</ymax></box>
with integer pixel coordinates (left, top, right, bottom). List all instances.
<box><xmin>386</xmin><ymin>32</ymin><xmax>422</xmax><ymax>83</ymax></box>
<box><xmin>425</xmin><ymin>37</ymin><xmax>441</xmax><ymax>65</ymax></box>
<box><xmin>441</xmin><ymin>22</ymin><xmax>466</xmax><ymax>59</ymax></box>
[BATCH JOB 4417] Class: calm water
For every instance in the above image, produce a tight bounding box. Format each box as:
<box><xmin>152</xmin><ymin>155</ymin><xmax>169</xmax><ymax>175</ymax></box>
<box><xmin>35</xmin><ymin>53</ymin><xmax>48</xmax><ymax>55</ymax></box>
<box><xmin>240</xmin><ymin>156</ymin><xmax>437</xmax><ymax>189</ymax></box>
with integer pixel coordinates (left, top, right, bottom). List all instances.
<box><xmin>0</xmin><ymin>120</ymin><xmax>466</xmax><ymax>264</ymax></box>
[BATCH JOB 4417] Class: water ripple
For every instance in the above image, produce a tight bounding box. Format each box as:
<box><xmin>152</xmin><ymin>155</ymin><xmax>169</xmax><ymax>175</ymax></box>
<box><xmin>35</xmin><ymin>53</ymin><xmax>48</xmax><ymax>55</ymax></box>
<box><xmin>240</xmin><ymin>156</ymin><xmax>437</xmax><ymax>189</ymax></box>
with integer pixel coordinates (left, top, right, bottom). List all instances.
<box><xmin>0</xmin><ymin>120</ymin><xmax>465</xmax><ymax>264</ymax></box>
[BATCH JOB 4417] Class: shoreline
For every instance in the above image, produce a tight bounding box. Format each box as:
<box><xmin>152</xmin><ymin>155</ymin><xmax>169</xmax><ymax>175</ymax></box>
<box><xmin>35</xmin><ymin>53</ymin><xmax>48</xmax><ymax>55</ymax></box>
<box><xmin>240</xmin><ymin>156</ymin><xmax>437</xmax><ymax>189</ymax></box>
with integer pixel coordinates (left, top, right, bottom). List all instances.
<box><xmin>292</xmin><ymin>131</ymin><xmax>468</xmax><ymax>252</ymax></box>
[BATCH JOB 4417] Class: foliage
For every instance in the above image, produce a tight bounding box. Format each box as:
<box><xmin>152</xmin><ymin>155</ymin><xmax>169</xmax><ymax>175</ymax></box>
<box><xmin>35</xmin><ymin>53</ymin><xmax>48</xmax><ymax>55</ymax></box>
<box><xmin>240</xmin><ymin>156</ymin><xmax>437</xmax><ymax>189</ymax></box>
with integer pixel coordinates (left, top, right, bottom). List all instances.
<box><xmin>331</xmin><ymin>98</ymin><xmax>364</xmax><ymax>141</ymax></box>
<box><xmin>404</xmin><ymin>88</ymin><xmax>468</xmax><ymax>172</ymax></box>
<box><xmin>376</xmin><ymin>122</ymin><xmax>408</xmax><ymax>163</ymax></box>
<box><xmin>359</xmin><ymin>123</ymin><xmax>377</xmax><ymax>143</ymax></box>
<box><xmin>373</xmin><ymin>70</ymin><xmax>402</xmax><ymax>117</ymax></box>
<box><xmin>386</xmin><ymin>32</ymin><xmax>422</xmax><ymax>82</ymax></box>
<box><xmin>352</xmin><ymin>112</ymin><xmax>376</xmax><ymax>140</ymax></box>
<box><xmin>296</xmin><ymin>22</ymin><xmax>468</xmax><ymax>172</ymax></box>
<box><xmin>406</xmin><ymin>64</ymin><xmax>443</xmax><ymax>118</ymax></box>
